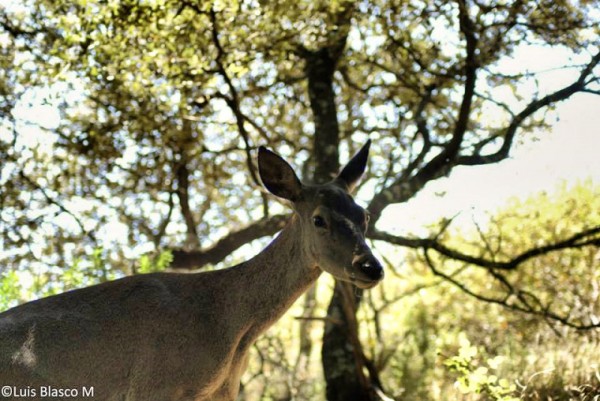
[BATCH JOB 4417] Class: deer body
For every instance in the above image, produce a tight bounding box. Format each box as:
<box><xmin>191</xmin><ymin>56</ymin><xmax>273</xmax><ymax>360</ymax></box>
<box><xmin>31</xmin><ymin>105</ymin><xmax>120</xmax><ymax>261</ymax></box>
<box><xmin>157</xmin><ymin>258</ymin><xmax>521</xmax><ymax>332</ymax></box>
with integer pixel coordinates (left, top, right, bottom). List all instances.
<box><xmin>0</xmin><ymin>141</ymin><xmax>383</xmax><ymax>401</ymax></box>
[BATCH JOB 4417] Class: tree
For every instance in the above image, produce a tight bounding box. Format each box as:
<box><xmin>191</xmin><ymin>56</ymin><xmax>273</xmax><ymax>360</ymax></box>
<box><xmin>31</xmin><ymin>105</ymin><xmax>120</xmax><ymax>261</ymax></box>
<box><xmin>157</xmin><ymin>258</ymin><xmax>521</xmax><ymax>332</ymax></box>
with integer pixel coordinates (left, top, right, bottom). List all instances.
<box><xmin>1</xmin><ymin>0</ymin><xmax>599</xmax><ymax>399</ymax></box>
<box><xmin>381</xmin><ymin>181</ymin><xmax>600</xmax><ymax>400</ymax></box>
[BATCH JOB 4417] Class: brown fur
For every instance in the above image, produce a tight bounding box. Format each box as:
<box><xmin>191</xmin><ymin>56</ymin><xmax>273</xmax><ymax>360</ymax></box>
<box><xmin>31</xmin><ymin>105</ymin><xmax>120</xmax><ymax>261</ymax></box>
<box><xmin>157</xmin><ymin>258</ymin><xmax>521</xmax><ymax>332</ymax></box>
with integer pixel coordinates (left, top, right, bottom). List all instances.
<box><xmin>0</xmin><ymin>142</ymin><xmax>383</xmax><ymax>401</ymax></box>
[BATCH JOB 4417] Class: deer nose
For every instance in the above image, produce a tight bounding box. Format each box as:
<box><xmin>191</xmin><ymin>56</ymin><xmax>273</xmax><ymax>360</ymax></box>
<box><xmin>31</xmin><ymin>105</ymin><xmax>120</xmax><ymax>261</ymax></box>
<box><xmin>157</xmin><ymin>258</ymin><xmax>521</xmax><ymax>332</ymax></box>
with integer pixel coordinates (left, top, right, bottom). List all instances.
<box><xmin>353</xmin><ymin>254</ymin><xmax>384</xmax><ymax>281</ymax></box>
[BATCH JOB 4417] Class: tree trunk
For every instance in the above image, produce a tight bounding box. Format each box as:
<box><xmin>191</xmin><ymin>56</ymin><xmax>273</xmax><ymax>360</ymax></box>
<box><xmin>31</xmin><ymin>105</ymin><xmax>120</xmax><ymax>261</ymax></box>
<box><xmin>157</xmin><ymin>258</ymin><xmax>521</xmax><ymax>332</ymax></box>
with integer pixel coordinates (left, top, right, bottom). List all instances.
<box><xmin>322</xmin><ymin>283</ymin><xmax>373</xmax><ymax>401</ymax></box>
<box><xmin>300</xmin><ymin>12</ymin><xmax>380</xmax><ymax>398</ymax></box>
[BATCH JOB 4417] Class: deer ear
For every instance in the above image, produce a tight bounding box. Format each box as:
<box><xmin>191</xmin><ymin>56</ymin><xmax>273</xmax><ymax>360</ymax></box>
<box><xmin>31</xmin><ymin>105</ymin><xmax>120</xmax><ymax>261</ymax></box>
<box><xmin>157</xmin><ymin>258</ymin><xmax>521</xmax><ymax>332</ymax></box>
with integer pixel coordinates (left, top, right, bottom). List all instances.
<box><xmin>335</xmin><ymin>139</ymin><xmax>371</xmax><ymax>193</ymax></box>
<box><xmin>258</xmin><ymin>147</ymin><xmax>303</xmax><ymax>201</ymax></box>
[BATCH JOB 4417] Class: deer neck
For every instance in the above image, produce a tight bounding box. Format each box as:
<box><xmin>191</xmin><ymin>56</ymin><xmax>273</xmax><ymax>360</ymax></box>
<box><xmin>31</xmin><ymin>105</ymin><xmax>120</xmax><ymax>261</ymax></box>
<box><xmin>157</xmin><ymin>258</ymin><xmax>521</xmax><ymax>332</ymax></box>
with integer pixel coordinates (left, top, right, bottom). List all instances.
<box><xmin>235</xmin><ymin>214</ymin><xmax>321</xmax><ymax>336</ymax></box>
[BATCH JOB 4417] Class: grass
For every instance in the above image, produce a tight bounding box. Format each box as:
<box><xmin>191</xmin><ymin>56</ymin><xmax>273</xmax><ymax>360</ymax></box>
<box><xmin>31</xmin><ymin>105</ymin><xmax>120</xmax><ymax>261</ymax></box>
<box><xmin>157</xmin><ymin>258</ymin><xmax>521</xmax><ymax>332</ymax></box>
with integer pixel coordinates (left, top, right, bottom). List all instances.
<box><xmin>509</xmin><ymin>336</ymin><xmax>600</xmax><ymax>401</ymax></box>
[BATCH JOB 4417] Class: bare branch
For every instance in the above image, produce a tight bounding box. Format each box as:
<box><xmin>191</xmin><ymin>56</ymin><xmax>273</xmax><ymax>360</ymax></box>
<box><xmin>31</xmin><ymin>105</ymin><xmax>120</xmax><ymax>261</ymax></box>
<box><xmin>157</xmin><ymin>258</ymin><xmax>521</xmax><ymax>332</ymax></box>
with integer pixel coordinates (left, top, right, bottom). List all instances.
<box><xmin>18</xmin><ymin>170</ymin><xmax>97</xmax><ymax>244</ymax></box>
<box><xmin>369</xmin><ymin>225</ymin><xmax>600</xmax><ymax>271</ymax></box>
<box><xmin>208</xmin><ymin>7</ymin><xmax>261</xmax><ymax>188</ymax></box>
<box><xmin>367</xmin><ymin>0</ymin><xmax>479</xmax><ymax>223</ymax></box>
<box><xmin>0</xmin><ymin>14</ymin><xmax>37</xmax><ymax>38</ymax></box>
<box><xmin>170</xmin><ymin>214</ymin><xmax>288</xmax><ymax>270</ymax></box>
<box><xmin>175</xmin><ymin>160</ymin><xmax>200</xmax><ymax>250</ymax></box>
<box><xmin>459</xmin><ymin>50</ymin><xmax>600</xmax><ymax>166</ymax></box>
<box><xmin>153</xmin><ymin>191</ymin><xmax>175</xmax><ymax>248</ymax></box>
<box><xmin>401</xmin><ymin>85</ymin><xmax>434</xmax><ymax>180</ymax></box>
<box><xmin>422</xmin><ymin>249</ymin><xmax>600</xmax><ymax>330</ymax></box>
<box><xmin>366</xmin><ymin>50</ymin><xmax>600</xmax><ymax>225</ymax></box>
<box><xmin>294</xmin><ymin>315</ymin><xmax>343</xmax><ymax>326</ymax></box>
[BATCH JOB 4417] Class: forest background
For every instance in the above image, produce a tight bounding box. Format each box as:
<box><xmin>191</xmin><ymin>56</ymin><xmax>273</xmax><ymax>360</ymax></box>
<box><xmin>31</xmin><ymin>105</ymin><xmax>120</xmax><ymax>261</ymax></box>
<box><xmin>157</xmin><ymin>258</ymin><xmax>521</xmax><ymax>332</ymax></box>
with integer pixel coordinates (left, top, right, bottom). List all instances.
<box><xmin>1</xmin><ymin>0</ymin><xmax>600</xmax><ymax>400</ymax></box>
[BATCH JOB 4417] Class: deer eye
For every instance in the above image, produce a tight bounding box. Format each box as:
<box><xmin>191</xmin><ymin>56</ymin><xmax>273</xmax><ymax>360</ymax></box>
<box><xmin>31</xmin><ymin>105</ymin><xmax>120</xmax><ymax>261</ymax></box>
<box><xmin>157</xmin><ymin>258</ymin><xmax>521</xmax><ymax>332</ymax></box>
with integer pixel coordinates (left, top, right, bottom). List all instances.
<box><xmin>313</xmin><ymin>215</ymin><xmax>327</xmax><ymax>229</ymax></box>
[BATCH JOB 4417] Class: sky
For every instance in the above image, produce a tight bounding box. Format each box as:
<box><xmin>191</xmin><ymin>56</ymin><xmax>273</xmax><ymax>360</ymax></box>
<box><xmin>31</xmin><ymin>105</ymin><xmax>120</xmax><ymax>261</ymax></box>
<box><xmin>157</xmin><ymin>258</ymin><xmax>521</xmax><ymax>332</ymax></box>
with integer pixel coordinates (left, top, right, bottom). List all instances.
<box><xmin>10</xmin><ymin>90</ymin><xmax>600</xmax><ymax>250</ymax></box>
<box><xmin>379</xmin><ymin>91</ymin><xmax>600</xmax><ymax>236</ymax></box>
<box><xmin>373</xmin><ymin>41</ymin><xmax>600</xmax><ymax>236</ymax></box>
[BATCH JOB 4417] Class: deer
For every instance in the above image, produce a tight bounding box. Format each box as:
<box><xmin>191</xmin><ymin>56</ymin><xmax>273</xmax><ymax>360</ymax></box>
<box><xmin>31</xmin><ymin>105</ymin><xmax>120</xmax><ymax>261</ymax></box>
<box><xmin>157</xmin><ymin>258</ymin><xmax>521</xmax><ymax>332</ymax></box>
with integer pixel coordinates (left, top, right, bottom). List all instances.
<box><xmin>0</xmin><ymin>140</ymin><xmax>384</xmax><ymax>401</ymax></box>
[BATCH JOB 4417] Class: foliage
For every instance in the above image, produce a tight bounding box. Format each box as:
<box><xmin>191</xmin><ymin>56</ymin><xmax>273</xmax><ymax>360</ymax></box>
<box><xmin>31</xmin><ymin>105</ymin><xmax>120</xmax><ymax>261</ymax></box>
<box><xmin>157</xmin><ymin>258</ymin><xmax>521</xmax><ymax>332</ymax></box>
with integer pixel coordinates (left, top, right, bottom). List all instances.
<box><xmin>423</xmin><ymin>180</ymin><xmax>600</xmax><ymax>333</ymax></box>
<box><xmin>229</xmin><ymin>182</ymin><xmax>599</xmax><ymax>401</ymax></box>
<box><xmin>0</xmin><ymin>248</ymin><xmax>172</xmax><ymax>309</ymax></box>
<box><xmin>232</xmin><ymin>182</ymin><xmax>600</xmax><ymax>401</ymax></box>
<box><xmin>137</xmin><ymin>250</ymin><xmax>173</xmax><ymax>273</ymax></box>
<box><xmin>374</xmin><ymin>181</ymin><xmax>600</xmax><ymax>400</ymax></box>
<box><xmin>1</xmin><ymin>0</ymin><xmax>599</xmax><ymax>277</ymax></box>
<box><xmin>515</xmin><ymin>338</ymin><xmax>600</xmax><ymax>401</ymax></box>
<box><xmin>444</xmin><ymin>334</ymin><xmax>519</xmax><ymax>401</ymax></box>
<box><xmin>0</xmin><ymin>271</ymin><xmax>21</xmax><ymax>311</ymax></box>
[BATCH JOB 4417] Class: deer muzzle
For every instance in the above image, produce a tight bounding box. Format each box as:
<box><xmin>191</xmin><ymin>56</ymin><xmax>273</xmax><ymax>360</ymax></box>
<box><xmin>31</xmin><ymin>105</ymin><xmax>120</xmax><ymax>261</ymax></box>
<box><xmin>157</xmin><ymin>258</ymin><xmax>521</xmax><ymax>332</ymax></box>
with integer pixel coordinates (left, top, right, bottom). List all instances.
<box><xmin>352</xmin><ymin>253</ymin><xmax>384</xmax><ymax>282</ymax></box>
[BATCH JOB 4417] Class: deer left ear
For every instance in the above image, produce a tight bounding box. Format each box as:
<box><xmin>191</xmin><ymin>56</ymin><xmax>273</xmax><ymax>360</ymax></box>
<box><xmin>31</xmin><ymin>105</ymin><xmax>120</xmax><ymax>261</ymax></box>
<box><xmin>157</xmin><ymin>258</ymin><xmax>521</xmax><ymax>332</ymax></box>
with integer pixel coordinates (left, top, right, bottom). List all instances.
<box><xmin>258</xmin><ymin>146</ymin><xmax>303</xmax><ymax>202</ymax></box>
<box><xmin>335</xmin><ymin>139</ymin><xmax>371</xmax><ymax>193</ymax></box>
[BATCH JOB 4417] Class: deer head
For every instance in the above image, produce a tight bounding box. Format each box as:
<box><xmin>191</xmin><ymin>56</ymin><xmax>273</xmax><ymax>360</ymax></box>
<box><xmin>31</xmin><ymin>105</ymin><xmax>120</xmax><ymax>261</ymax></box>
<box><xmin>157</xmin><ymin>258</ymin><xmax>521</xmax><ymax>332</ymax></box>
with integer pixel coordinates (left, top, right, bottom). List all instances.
<box><xmin>258</xmin><ymin>140</ymin><xmax>384</xmax><ymax>289</ymax></box>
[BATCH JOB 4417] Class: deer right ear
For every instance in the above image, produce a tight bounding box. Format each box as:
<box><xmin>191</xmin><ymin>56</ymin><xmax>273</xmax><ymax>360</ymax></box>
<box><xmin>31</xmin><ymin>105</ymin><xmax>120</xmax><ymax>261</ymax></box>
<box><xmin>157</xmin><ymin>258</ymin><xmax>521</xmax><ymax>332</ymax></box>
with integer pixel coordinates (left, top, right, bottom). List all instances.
<box><xmin>335</xmin><ymin>139</ymin><xmax>371</xmax><ymax>193</ymax></box>
<box><xmin>258</xmin><ymin>147</ymin><xmax>303</xmax><ymax>202</ymax></box>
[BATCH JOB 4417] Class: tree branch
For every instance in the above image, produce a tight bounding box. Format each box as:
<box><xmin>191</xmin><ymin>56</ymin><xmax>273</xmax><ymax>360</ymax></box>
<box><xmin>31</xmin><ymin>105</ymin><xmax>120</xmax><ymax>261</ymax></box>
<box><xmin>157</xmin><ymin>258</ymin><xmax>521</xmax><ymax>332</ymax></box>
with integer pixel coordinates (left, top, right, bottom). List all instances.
<box><xmin>18</xmin><ymin>170</ymin><xmax>97</xmax><ymax>244</ymax></box>
<box><xmin>422</xmin><ymin>249</ymin><xmax>600</xmax><ymax>330</ymax></box>
<box><xmin>208</xmin><ymin>7</ymin><xmax>261</xmax><ymax>188</ymax></box>
<box><xmin>459</xmin><ymin>49</ymin><xmax>600</xmax><ymax>166</ymax></box>
<box><xmin>175</xmin><ymin>160</ymin><xmax>200</xmax><ymax>250</ymax></box>
<box><xmin>367</xmin><ymin>0</ymin><xmax>479</xmax><ymax>223</ymax></box>
<box><xmin>369</xmin><ymin>225</ymin><xmax>600</xmax><ymax>271</ymax></box>
<box><xmin>170</xmin><ymin>214</ymin><xmax>288</xmax><ymax>270</ymax></box>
